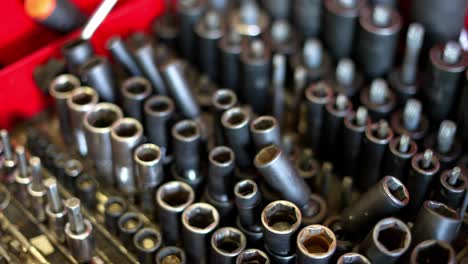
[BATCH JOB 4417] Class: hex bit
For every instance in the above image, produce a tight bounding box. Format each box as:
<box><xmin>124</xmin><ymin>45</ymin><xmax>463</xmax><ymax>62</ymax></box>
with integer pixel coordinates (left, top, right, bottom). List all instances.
<box><xmin>409</xmin><ymin>240</ymin><xmax>456</xmax><ymax>264</ymax></box>
<box><xmin>67</xmin><ymin>87</ymin><xmax>99</xmax><ymax>156</ymax></box>
<box><xmin>210</xmin><ymin>227</ymin><xmax>247</xmax><ymax>264</ymax></box>
<box><xmin>27</xmin><ymin>157</ymin><xmax>46</xmax><ymax>222</ymax></box>
<box><xmin>144</xmin><ymin>95</ymin><xmax>175</xmax><ymax>160</ymax></box>
<box><xmin>267</xmin><ymin>20</ymin><xmax>300</xmax><ymax>59</ymax></box>
<box><xmin>205</xmin><ymin>146</ymin><xmax>236</xmax><ymax>223</ymax></box>
<box><xmin>424</xmin><ymin>120</ymin><xmax>462</xmax><ymax>170</ymax></box>
<box><xmin>120</xmin><ymin>77</ymin><xmax>152</xmax><ymax>123</ymax></box>
<box><xmin>64</xmin><ymin>197</ymin><xmax>95</xmax><ymax>263</ymax></box>
<box><xmin>356</xmin><ymin>120</ymin><xmax>394</xmax><ymax>190</ymax></box>
<box><xmin>412</xmin><ymin>200</ymin><xmax>461</xmax><ymax>244</ymax></box>
<box><xmin>182</xmin><ymin>203</ymin><xmax>220</xmax><ymax>263</ymax></box>
<box><xmin>44</xmin><ymin>178</ymin><xmax>67</xmax><ymax>243</ymax></box>
<box><xmin>156</xmin><ymin>181</ymin><xmax>195</xmax><ymax>245</ymax></box>
<box><xmin>236</xmin><ymin>248</ymin><xmax>270</xmax><ymax>264</ymax></box>
<box><xmin>388</xmin><ymin>23</ymin><xmax>425</xmax><ymax>104</ymax></box>
<box><xmin>261</xmin><ymin>200</ymin><xmax>302</xmax><ymax>257</ymax></box>
<box><xmin>14</xmin><ymin>146</ymin><xmax>31</xmax><ymax>205</ymax></box>
<box><xmin>323</xmin><ymin>0</ymin><xmax>364</xmax><ymax>60</ymax></box>
<box><xmin>83</xmin><ymin>103</ymin><xmax>123</xmax><ymax>184</ymax></box>
<box><xmin>229</xmin><ymin>0</ymin><xmax>269</xmax><ymax>37</ymax></box>
<box><xmin>110</xmin><ymin>118</ymin><xmax>144</xmax><ymax>196</ymax></box>
<box><xmin>49</xmin><ymin>74</ymin><xmax>80</xmax><ymax>144</ymax></box>
<box><xmin>382</xmin><ymin>135</ymin><xmax>418</xmax><ymax>181</ymax></box>
<box><xmin>355</xmin><ymin>5</ymin><xmax>402</xmax><ymax>77</ymax></box>
<box><xmin>406</xmin><ymin>149</ymin><xmax>440</xmax><ymax>215</ymax></box>
<box><xmin>341</xmin><ymin>107</ymin><xmax>370</xmax><ymax>177</ymax></box>
<box><xmin>80</xmin><ymin>56</ymin><xmax>117</xmax><ymax>103</ymax></box>
<box><xmin>341</xmin><ymin>176</ymin><xmax>409</xmax><ymax>234</ymax></box>
<box><xmin>360</xmin><ymin>78</ymin><xmax>396</xmax><ymax>121</ymax></box>
<box><xmin>156</xmin><ymin>246</ymin><xmax>187</xmax><ymax>264</ymax></box>
<box><xmin>104</xmin><ymin>196</ymin><xmax>128</xmax><ymax>235</ymax></box>
<box><xmin>390</xmin><ymin>99</ymin><xmax>428</xmax><ymax>142</ymax></box>
<box><xmin>434</xmin><ymin>167</ymin><xmax>467</xmax><ymax>209</ymax></box>
<box><xmin>291</xmin><ymin>39</ymin><xmax>332</xmax><ymax>83</ymax></box>
<box><xmin>240</xmin><ymin>39</ymin><xmax>271</xmax><ymax>115</ymax></box>
<box><xmin>329</xmin><ymin>58</ymin><xmax>364</xmax><ymax>100</ymax></box>
<box><xmin>359</xmin><ymin>217</ymin><xmax>411</xmax><ymax>264</ymax></box>
<box><xmin>422</xmin><ymin>42</ymin><xmax>467</xmax><ymax>122</ymax></box>
<box><xmin>133</xmin><ymin>227</ymin><xmax>162</xmax><ymax>264</ymax></box>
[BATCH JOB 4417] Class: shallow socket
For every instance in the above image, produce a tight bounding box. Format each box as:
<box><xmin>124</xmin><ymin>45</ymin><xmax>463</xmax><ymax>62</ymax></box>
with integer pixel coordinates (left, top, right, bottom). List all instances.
<box><xmin>156</xmin><ymin>246</ymin><xmax>186</xmax><ymax>264</ymax></box>
<box><xmin>118</xmin><ymin>212</ymin><xmax>143</xmax><ymax>233</ymax></box>
<box><xmin>262</xmin><ymin>201</ymin><xmax>301</xmax><ymax>233</ymax></box>
<box><xmin>337</xmin><ymin>253</ymin><xmax>370</xmax><ymax>264</ymax></box>
<box><xmin>182</xmin><ymin>203</ymin><xmax>219</xmax><ymax>233</ymax></box>
<box><xmin>134</xmin><ymin>144</ymin><xmax>162</xmax><ymax>165</ymax></box>
<box><xmin>111</xmin><ymin>118</ymin><xmax>143</xmax><ymax>140</ymax></box>
<box><xmin>68</xmin><ymin>87</ymin><xmax>98</xmax><ymax>110</ymax></box>
<box><xmin>254</xmin><ymin>145</ymin><xmax>281</xmax><ymax>168</ymax></box>
<box><xmin>411</xmin><ymin>240</ymin><xmax>455</xmax><ymax>264</ymax></box>
<box><xmin>236</xmin><ymin>249</ymin><xmax>269</xmax><ymax>264</ymax></box>
<box><xmin>157</xmin><ymin>181</ymin><xmax>195</xmax><ymax>211</ymax></box>
<box><xmin>297</xmin><ymin>225</ymin><xmax>336</xmax><ymax>258</ymax></box>
<box><xmin>122</xmin><ymin>77</ymin><xmax>152</xmax><ymax>99</ymax></box>
<box><xmin>211</xmin><ymin>227</ymin><xmax>246</xmax><ymax>256</ymax></box>
<box><xmin>133</xmin><ymin>228</ymin><xmax>162</xmax><ymax>252</ymax></box>
<box><xmin>373</xmin><ymin>218</ymin><xmax>410</xmax><ymax>255</ymax></box>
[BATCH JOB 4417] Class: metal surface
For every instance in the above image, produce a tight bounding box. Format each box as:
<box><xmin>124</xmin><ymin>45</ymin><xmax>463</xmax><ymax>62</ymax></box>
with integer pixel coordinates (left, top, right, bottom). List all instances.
<box><xmin>210</xmin><ymin>227</ymin><xmax>247</xmax><ymax>264</ymax></box>
<box><xmin>80</xmin><ymin>56</ymin><xmax>117</xmax><ymax>103</ymax></box>
<box><xmin>296</xmin><ymin>224</ymin><xmax>336</xmax><ymax>264</ymax></box>
<box><xmin>409</xmin><ymin>240</ymin><xmax>456</xmax><ymax>264</ymax></box>
<box><xmin>121</xmin><ymin>77</ymin><xmax>152</xmax><ymax>122</ymax></box>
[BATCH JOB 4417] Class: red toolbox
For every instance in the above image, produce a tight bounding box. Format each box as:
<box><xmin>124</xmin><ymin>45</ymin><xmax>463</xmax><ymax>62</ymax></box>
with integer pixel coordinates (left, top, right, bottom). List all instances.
<box><xmin>0</xmin><ymin>0</ymin><xmax>164</xmax><ymax>129</ymax></box>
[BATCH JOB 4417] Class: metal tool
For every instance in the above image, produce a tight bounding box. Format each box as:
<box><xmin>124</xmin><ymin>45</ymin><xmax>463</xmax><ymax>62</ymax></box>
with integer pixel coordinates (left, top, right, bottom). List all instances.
<box><xmin>104</xmin><ymin>196</ymin><xmax>128</xmax><ymax>235</ymax></box>
<box><xmin>14</xmin><ymin>146</ymin><xmax>32</xmax><ymax>205</ymax></box>
<box><xmin>296</xmin><ymin>224</ymin><xmax>336</xmax><ymax>264</ymax></box>
<box><xmin>229</xmin><ymin>0</ymin><xmax>269</xmax><ymax>37</ymax></box>
<box><xmin>390</xmin><ymin>99</ymin><xmax>428</xmax><ymax>142</ymax></box>
<box><xmin>382</xmin><ymin>135</ymin><xmax>418</xmax><ymax>181</ymax></box>
<box><xmin>144</xmin><ymin>95</ymin><xmax>175</xmax><ymax>160</ymax></box>
<box><xmin>360</xmin><ymin>78</ymin><xmax>396</xmax><ymax>120</ymax></box>
<box><xmin>409</xmin><ymin>240</ymin><xmax>456</xmax><ymax>264</ymax></box>
<box><xmin>219</xmin><ymin>30</ymin><xmax>242</xmax><ymax>92</ymax></box>
<box><xmin>355</xmin><ymin>4</ymin><xmax>402</xmax><ymax>77</ymax></box>
<box><xmin>329</xmin><ymin>58</ymin><xmax>363</xmax><ymax>100</ymax></box>
<box><xmin>182</xmin><ymin>202</ymin><xmax>220</xmax><ymax>263</ymax></box>
<box><xmin>210</xmin><ymin>227</ymin><xmax>247</xmax><ymax>264</ymax></box>
<box><xmin>118</xmin><ymin>212</ymin><xmax>144</xmax><ymax>252</ymax></box>
<box><xmin>120</xmin><ymin>77</ymin><xmax>152</xmax><ymax>122</ymax></box>
<box><xmin>336</xmin><ymin>253</ymin><xmax>370</xmax><ymax>264</ymax></box>
<box><xmin>424</xmin><ymin>120</ymin><xmax>462</xmax><ymax>170</ymax></box>
<box><xmin>133</xmin><ymin>227</ymin><xmax>162</xmax><ymax>264</ymax></box>
<box><xmin>236</xmin><ymin>248</ymin><xmax>270</xmax><ymax>264</ymax></box>
<box><xmin>80</xmin><ymin>56</ymin><xmax>117</xmax><ymax>102</ymax></box>
<box><xmin>434</xmin><ymin>167</ymin><xmax>467</xmax><ymax>209</ymax></box>
<box><xmin>44</xmin><ymin>178</ymin><xmax>67</xmax><ymax>243</ymax></box>
<box><xmin>234</xmin><ymin>179</ymin><xmax>263</xmax><ymax>246</ymax></box>
<box><xmin>250</xmin><ymin>116</ymin><xmax>281</xmax><ymax>150</ymax></box>
<box><xmin>212</xmin><ymin>89</ymin><xmax>238</xmax><ymax>145</ymax></box>
<box><xmin>64</xmin><ymin>197</ymin><xmax>95</xmax><ymax>262</ymax></box>
<box><xmin>107</xmin><ymin>36</ymin><xmax>143</xmax><ymax>76</ymax></box>
<box><xmin>156</xmin><ymin>246</ymin><xmax>187</xmax><ymax>264</ymax></box>
<box><xmin>222</xmin><ymin>107</ymin><xmax>253</xmax><ymax>170</ymax></box>
<box><xmin>156</xmin><ymin>181</ymin><xmax>195</xmax><ymax>245</ymax></box>
<box><xmin>293</xmin><ymin>0</ymin><xmax>321</xmax><ymax>38</ymax></box>
<box><xmin>67</xmin><ymin>87</ymin><xmax>99</xmax><ymax>156</ymax></box>
<box><xmin>359</xmin><ymin>217</ymin><xmax>411</xmax><ymax>264</ymax></box>
<box><xmin>27</xmin><ymin>157</ymin><xmax>46</xmax><ymax>222</ymax></box>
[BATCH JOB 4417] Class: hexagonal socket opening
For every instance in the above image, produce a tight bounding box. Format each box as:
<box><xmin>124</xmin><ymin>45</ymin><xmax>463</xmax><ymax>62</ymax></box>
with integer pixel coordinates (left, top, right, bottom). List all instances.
<box><xmin>159</xmin><ymin>183</ymin><xmax>193</xmax><ymax>208</ymax></box>
<box><xmin>214</xmin><ymin>90</ymin><xmax>235</xmax><ymax>108</ymax></box>
<box><xmin>113</xmin><ymin>120</ymin><xmax>140</xmax><ymax>138</ymax></box>
<box><xmin>338</xmin><ymin>253</ymin><xmax>369</xmax><ymax>264</ymax></box>
<box><xmin>71</xmin><ymin>90</ymin><xmax>94</xmax><ymax>105</ymax></box>
<box><xmin>146</xmin><ymin>96</ymin><xmax>173</xmax><ymax>114</ymax></box>
<box><xmin>213</xmin><ymin>228</ymin><xmax>244</xmax><ymax>254</ymax></box>
<box><xmin>157</xmin><ymin>247</ymin><xmax>185</xmax><ymax>264</ymax></box>
<box><xmin>210</xmin><ymin>147</ymin><xmax>234</xmax><ymax>166</ymax></box>
<box><xmin>118</xmin><ymin>212</ymin><xmax>143</xmax><ymax>232</ymax></box>
<box><xmin>135</xmin><ymin>228</ymin><xmax>160</xmax><ymax>251</ymax></box>
<box><xmin>124</xmin><ymin>79</ymin><xmax>150</xmax><ymax>95</ymax></box>
<box><xmin>252</xmin><ymin>116</ymin><xmax>275</xmax><ymax>132</ymax></box>
<box><xmin>264</xmin><ymin>202</ymin><xmax>299</xmax><ymax>232</ymax></box>
<box><xmin>235</xmin><ymin>180</ymin><xmax>256</xmax><ymax>197</ymax></box>
<box><xmin>173</xmin><ymin>121</ymin><xmax>199</xmax><ymax>140</ymax></box>
<box><xmin>426</xmin><ymin>201</ymin><xmax>459</xmax><ymax>219</ymax></box>
<box><xmin>87</xmin><ymin>107</ymin><xmax>120</xmax><ymax>129</ymax></box>
<box><xmin>255</xmin><ymin>145</ymin><xmax>281</xmax><ymax>166</ymax></box>
<box><xmin>238</xmin><ymin>249</ymin><xmax>269</xmax><ymax>264</ymax></box>
<box><xmin>414</xmin><ymin>241</ymin><xmax>453</xmax><ymax>264</ymax></box>
<box><xmin>185</xmin><ymin>205</ymin><xmax>217</xmax><ymax>229</ymax></box>
<box><xmin>299</xmin><ymin>226</ymin><xmax>335</xmax><ymax>255</ymax></box>
<box><xmin>376</xmin><ymin>222</ymin><xmax>409</xmax><ymax>252</ymax></box>
<box><xmin>384</xmin><ymin>177</ymin><xmax>409</xmax><ymax>204</ymax></box>
<box><xmin>52</xmin><ymin>76</ymin><xmax>79</xmax><ymax>94</ymax></box>
<box><xmin>135</xmin><ymin>145</ymin><xmax>161</xmax><ymax>163</ymax></box>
